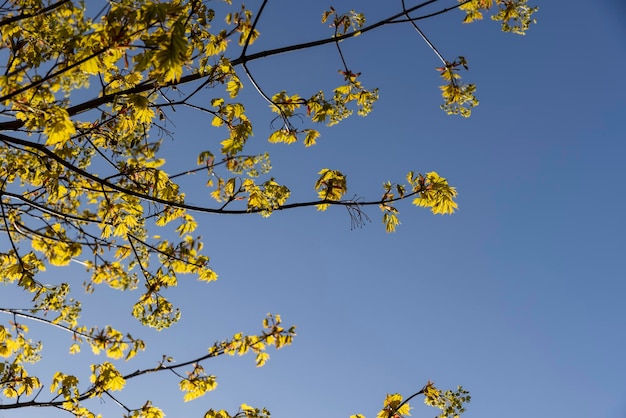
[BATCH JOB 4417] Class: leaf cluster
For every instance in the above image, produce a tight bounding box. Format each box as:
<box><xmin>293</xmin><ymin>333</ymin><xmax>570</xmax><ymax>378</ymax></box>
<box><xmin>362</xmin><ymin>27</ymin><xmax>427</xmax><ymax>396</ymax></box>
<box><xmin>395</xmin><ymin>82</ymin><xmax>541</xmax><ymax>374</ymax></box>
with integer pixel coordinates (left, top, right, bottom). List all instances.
<box><xmin>459</xmin><ymin>0</ymin><xmax>538</xmax><ymax>35</ymax></box>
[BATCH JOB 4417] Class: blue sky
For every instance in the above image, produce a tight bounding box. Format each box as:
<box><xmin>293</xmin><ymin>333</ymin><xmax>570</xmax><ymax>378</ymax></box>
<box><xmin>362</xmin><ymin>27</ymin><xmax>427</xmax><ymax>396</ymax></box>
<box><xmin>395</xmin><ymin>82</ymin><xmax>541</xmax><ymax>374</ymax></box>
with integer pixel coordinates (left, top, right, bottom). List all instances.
<box><xmin>2</xmin><ymin>1</ymin><xmax>625</xmax><ymax>417</ymax></box>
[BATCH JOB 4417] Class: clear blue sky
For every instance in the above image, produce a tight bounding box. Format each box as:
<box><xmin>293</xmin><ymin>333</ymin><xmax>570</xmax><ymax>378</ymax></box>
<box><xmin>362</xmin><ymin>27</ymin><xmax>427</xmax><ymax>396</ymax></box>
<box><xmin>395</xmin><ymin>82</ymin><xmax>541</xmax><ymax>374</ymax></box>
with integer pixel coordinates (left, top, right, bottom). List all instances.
<box><xmin>3</xmin><ymin>1</ymin><xmax>625</xmax><ymax>417</ymax></box>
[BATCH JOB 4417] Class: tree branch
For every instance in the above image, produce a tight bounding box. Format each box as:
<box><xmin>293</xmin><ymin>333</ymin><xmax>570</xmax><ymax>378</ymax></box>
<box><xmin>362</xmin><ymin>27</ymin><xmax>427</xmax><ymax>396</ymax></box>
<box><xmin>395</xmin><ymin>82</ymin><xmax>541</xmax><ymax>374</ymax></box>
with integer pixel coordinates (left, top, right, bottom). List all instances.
<box><xmin>0</xmin><ymin>308</ymin><xmax>99</xmax><ymax>343</ymax></box>
<box><xmin>0</xmin><ymin>0</ymin><xmax>469</xmax><ymax>132</ymax></box>
<box><xmin>0</xmin><ymin>324</ymin><xmax>282</xmax><ymax>411</ymax></box>
<box><xmin>0</xmin><ymin>0</ymin><xmax>71</xmax><ymax>27</ymax></box>
<box><xmin>0</xmin><ymin>133</ymin><xmax>421</xmax><ymax>216</ymax></box>
<box><xmin>238</xmin><ymin>0</ymin><xmax>268</xmax><ymax>62</ymax></box>
<box><xmin>402</xmin><ymin>0</ymin><xmax>447</xmax><ymax>65</ymax></box>
<box><xmin>392</xmin><ymin>384</ymin><xmax>428</xmax><ymax>415</ymax></box>
<box><xmin>0</xmin><ymin>190</ymin><xmax>105</xmax><ymax>225</ymax></box>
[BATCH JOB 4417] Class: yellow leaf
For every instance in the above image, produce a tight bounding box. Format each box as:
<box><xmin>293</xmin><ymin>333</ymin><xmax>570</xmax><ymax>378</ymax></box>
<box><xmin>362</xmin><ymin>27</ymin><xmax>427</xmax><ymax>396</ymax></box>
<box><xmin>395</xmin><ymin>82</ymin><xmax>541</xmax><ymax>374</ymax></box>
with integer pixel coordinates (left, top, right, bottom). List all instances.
<box><xmin>3</xmin><ymin>387</ymin><xmax>17</xmax><ymax>398</ymax></box>
<box><xmin>304</xmin><ymin>129</ymin><xmax>320</xmax><ymax>147</ymax></box>
<box><xmin>268</xmin><ymin>129</ymin><xmax>297</xmax><ymax>144</ymax></box>
<box><xmin>255</xmin><ymin>352</ymin><xmax>270</xmax><ymax>367</ymax></box>
<box><xmin>44</xmin><ymin>108</ymin><xmax>76</xmax><ymax>146</ymax></box>
<box><xmin>226</xmin><ymin>79</ymin><xmax>242</xmax><ymax>98</ymax></box>
<box><xmin>334</xmin><ymin>85</ymin><xmax>351</xmax><ymax>95</ymax></box>
<box><xmin>91</xmin><ymin>362</ymin><xmax>125</xmax><ymax>393</ymax></box>
<box><xmin>240</xmin><ymin>404</ymin><xmax>255</xmax><ymax>412</ymax></box>
<box><xmin>396</xmin><ymin>402</ymin><xmax>411</xmax><ymax>416</ymax></box>
<box><xmin>129</xmin><ymin>94</ymin><xmax>155</xmax><ymax>124</ymax></box>
<box><xmin>199</xmin><ymin>268</ymin><xmax>218</xmax><ymax>282</ymax></box>
<box><xmin>80</xmin><ymin>56</ymin><xmax>100</xmax><ymax>75</ymax></box>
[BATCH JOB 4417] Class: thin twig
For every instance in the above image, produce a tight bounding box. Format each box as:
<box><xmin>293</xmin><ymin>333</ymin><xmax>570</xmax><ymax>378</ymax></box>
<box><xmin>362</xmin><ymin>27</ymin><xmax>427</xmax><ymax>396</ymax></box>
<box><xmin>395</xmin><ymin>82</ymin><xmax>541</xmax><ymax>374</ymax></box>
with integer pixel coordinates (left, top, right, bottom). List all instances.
<box><xmin>402</xmin><ymin>0</ymin><xmax>447</xmax><ymax>65</ymax></box>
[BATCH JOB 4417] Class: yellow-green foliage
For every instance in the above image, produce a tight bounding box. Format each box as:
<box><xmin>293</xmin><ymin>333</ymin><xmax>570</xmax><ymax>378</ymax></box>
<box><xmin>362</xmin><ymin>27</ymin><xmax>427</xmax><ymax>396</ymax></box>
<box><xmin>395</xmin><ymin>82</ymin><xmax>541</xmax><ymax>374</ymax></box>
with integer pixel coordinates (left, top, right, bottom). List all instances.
<box><xmin>0</xmin><ymin>0</ymin><xmax>534</xmax><ymax>415</ymax></box>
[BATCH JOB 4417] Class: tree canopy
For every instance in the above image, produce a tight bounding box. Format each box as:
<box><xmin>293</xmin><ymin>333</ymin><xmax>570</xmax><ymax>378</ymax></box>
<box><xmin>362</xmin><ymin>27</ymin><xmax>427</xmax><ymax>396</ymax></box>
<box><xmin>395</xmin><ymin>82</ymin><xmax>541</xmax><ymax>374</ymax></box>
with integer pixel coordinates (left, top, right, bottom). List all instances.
<box><xmin>0</xmin><ymin>1</ymin><xmax>536</xmax><ymax>417</ymax></box>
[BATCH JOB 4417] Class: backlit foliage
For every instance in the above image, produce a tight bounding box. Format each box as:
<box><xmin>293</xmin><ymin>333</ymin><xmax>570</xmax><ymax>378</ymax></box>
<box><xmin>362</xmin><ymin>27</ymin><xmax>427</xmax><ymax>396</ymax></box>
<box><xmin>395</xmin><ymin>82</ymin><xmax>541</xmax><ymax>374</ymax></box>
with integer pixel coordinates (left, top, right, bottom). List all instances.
<box><xmin>0</xmin><ymin>0</ymin><xmax>535</xmax><ymax>416</ymax></box>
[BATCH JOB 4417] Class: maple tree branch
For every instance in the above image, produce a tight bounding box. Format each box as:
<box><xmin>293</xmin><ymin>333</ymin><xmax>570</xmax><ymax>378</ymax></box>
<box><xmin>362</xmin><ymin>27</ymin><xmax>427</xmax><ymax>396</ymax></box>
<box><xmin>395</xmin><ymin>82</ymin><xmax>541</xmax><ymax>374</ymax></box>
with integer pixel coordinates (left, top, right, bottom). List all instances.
<box><xmin>0</xmin><ymin>325</ymin><xmax>282</xmax><ymax>410</ymax></box>
<box><xmin>0</xmin><ymin>0</ymin><xmax>71</xmax><ymax>27</ymax></box>
<box><xmin>393</xmin><ymin>385</ymin><xmax>428</xmax><ymax>415</ymax></box>
<box><xmin>123</xmin><ymin>329</ymin><xmax>280</xmax><ymax>380</ymax></box>
<box><xmin>127</xmin><ymin>235</ymin><xmax>155</xmax><ymax>287</ymax></box>
<box><xmin>0</xmin><ymin>20</ymin><xmax>157</xmax><ymax>106</ymax></box>
<box><xmin>0</xmin><ymin>190</ymin><xmax>105</xmax><ymax>225</ymax></box>
<box><xmin>241</xmin><ymin>62</ymin><xmax>294</xmax><ymax>131</ymax></box>
<box><xmin>0</xmin><ymin>48</ymin><xmax>109</xmax><ymax>104</ymax></box>
<box><xmin>238</xmin><ymin>0</ymin><xmax>268</xmax><ymax>62</ymax></box>
<box><xmin>393</xmin><ymin>0</ymin><xmax>473</xmax><ymax>24</ymax></box>
<box><xmin>0</xmin><ymin>308</ymin><xmax>101</xmax><ymax>343</ymax></box>
<box><xmin>168</xmin><ymin>155</ymin><xmax>246</xmax><ymax>180</ymax></box>
<box><xmin>0</xmin><ymin>0</ymin><xmax>465</xmax><ymax>132</ymax></box>
<box><xmin>0</xmin><ymin>133</ymin><xmax>420</xmax><ymax>217</ymax></box>
<box><xmin>0</xmin><ymin>180</ymin><xmax>46</xmax><ymax>289</ymax></box>
<box><xmin>128</xmin><ymin>233</ymin><xmax>208</xmax><ymax>270</ymax></box>
<box><xmin>402</xmin><ymin>0</ymin><xmax>448</xmax><ymax>65</ymax></box>
<box><xmin>103</xmin><ymin>391</ymin><xmax>132</xmax><ymax>413</ymax></box>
